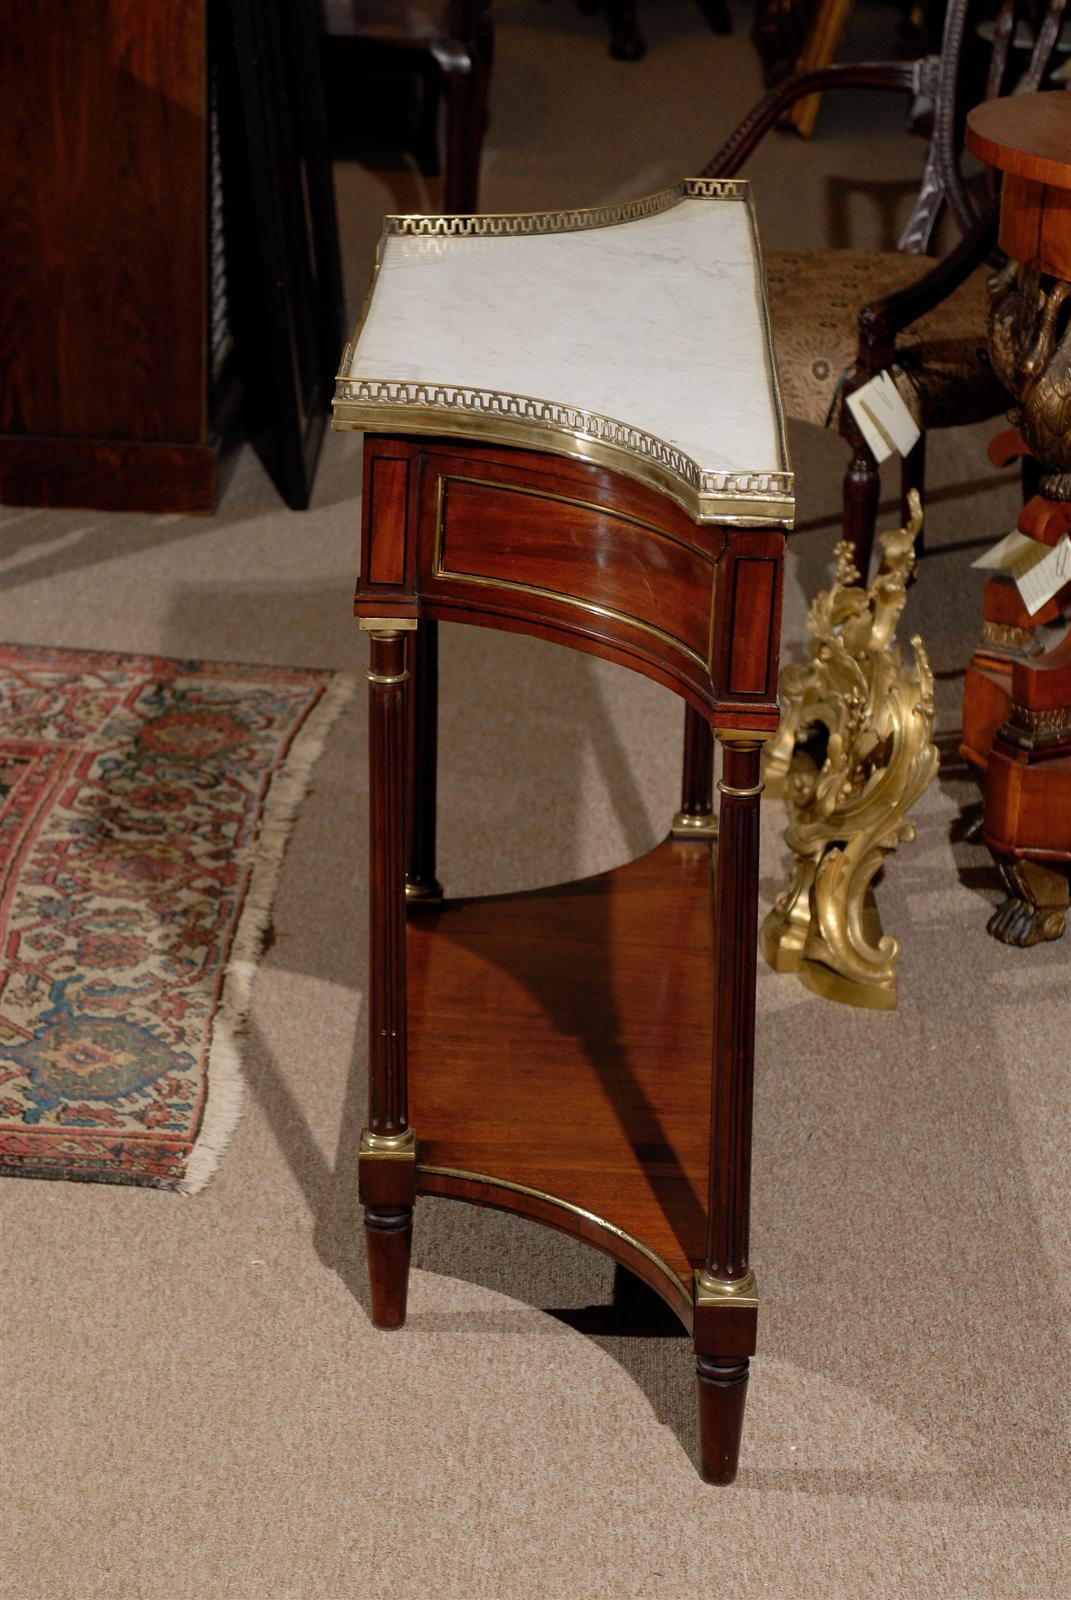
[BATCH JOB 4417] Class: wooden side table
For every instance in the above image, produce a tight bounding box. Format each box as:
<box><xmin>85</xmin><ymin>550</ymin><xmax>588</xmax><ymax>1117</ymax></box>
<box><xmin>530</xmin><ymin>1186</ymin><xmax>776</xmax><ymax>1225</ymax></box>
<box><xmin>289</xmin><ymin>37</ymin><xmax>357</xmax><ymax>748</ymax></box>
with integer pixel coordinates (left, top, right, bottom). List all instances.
<box><xmin>332</xmin><ymin>180</ymin><xmax>794</xmax><ymax>1483</ymax></box>
<box><xmin>963</xmin><ymin>94</ymin><xmax>1071</xmax><ymax>944</ymax></box>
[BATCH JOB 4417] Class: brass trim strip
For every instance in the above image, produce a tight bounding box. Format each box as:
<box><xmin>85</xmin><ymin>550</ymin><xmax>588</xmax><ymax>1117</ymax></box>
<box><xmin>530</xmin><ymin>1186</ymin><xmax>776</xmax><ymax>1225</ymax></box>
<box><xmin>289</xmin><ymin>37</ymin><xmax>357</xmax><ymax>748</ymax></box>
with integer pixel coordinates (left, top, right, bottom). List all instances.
<box><xmin>358</xmin><ymin>617</ymin><xmax>418</xmax><ymax>633</ymax></box>
<box><xmin>418</xmin><ymin>1164</ymin><xmax>690</xmax><ymax>1309</ymax></box>
<box><xmin>433</xmin><ymin>476</ymin><xmax>715</xmax><ymax>673</ymax></box>
<box><xmin>366</xmin><ymin>669</ymin><xmax>409</xmax><ymax>684</ymax></box>
<box><xmin>333</xmin><ymin>181</ymin><xmax>795</xmax><ymax>530</ymax></box>
<box><xmin>382</xmin><ymin>177</ymin><xmax>750</xmax><ymax>238</ymax></box>
<box><xmin>718</xmin><ymin>779</ymin><xmax>764</xmax><ymax>797</ymax></box>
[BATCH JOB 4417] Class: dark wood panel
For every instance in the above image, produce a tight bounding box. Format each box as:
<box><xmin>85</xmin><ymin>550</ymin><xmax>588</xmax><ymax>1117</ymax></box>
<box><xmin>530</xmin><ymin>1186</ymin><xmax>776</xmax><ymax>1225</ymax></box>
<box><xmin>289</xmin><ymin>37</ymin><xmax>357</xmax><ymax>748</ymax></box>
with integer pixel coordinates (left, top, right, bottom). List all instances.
<box><xmin>356</xmin><ymin>435</ymin><xmax>785</xmax><ymax>727</ymax></box>
<box><xmin>407</xmin><ymin>839</ymin><xmax>716</xmax><ymax>1294</ymax></box>
<box><xmin>0</xmin><ymin>0</ymin><xmax>207</xmax><ymax>443</ymax></box>
<box><xmin>0</xmin><ymin>434</ymin><xmax>216</xmax><ymax>514</ymax></box>
<box><xmin>367</xmin><ymin>457</ymin><xmax>410</xmax><ymax>585</ymax></box>
<box><xmin>710</xmin><ymin>531</ymin><xmax>785</xmax><ymax>711</ymax></box>
<box><xmin>435</xmin><ymin>473</ymin><xmax>717</xmax><ymax>668</ymax></box>
<box><xmin>727</xmin><ymin>558</ymin><xmax>777</xmax><ymax>695</ymax></box>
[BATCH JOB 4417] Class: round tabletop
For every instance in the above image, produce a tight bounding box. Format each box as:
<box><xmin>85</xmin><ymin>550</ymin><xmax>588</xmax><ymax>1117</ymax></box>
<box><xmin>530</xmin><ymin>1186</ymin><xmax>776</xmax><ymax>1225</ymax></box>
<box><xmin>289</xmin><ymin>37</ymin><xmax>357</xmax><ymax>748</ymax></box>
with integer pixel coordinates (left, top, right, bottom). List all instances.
<box><xmin>965</xmin><ymin>92</ymin><xmax>1071</xmax><ymax>190</ymax></box>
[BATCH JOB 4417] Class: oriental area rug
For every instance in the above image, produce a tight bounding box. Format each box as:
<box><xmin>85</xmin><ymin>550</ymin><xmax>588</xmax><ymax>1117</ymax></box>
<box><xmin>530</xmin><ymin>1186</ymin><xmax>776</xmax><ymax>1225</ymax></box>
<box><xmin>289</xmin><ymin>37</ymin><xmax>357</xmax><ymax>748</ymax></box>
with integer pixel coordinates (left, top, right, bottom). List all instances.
<box><xmin>0</xmin><ymin>643</ymin><xmax>351</xmax><ymax>1193</ymax></box>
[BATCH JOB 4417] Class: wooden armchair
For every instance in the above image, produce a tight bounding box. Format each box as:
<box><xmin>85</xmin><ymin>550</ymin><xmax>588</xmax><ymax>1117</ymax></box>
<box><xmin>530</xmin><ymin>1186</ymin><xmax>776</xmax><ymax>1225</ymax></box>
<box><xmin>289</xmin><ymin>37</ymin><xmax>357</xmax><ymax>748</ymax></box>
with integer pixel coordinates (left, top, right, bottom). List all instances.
<box><xmin>703</xmin><ymin>0</ymin><xmax>1068</xmax><ymax>575</ymax></box>
<box><xmin>321</xmin><ymin>1</ymin><xmax>493</xmax><ymax>212</ymax></box>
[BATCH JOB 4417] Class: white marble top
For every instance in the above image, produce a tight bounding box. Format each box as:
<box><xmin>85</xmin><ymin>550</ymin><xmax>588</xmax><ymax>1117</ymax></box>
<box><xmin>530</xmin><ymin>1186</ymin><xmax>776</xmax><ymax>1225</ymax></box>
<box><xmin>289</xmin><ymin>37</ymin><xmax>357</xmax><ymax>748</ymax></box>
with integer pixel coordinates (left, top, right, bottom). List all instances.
<box><xmin>333</xmin><ymin>180</ymin><xmax>793</xmax><ymax>526</ymax></box>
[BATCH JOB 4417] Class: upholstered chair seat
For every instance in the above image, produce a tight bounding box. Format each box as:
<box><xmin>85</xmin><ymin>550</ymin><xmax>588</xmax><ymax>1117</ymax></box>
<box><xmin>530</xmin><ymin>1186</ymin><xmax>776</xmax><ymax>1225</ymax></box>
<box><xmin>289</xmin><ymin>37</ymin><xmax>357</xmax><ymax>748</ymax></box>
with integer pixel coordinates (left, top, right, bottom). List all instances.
<box><xmin>764</xmin><ymin>248</ymin><xmax>1007</xmax><ymax>432</ymax></box>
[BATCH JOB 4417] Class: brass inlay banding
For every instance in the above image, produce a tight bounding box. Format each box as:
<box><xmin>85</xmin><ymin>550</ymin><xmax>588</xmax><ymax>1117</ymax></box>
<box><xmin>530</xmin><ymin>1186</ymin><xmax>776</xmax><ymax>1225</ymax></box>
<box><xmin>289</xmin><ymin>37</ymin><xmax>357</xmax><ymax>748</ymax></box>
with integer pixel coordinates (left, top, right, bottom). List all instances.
<box><xmin>333</xmin><ymin>180</ymin><xmax>794</xmax><ymax>530</ymax></box>
<box><xmin>418</xmin><ymin>1165</ymin><xmax>690</xmax><ymax>1312</ymax></box>
<box><xmin>366</xmin><ymin>668</ymin><xmax>409</xmax><ymax>685</ymax></box>
<box><xmin>433</xmin><ymin>475</ymin><xmax>718</xmax><ymax>674</ymax></box>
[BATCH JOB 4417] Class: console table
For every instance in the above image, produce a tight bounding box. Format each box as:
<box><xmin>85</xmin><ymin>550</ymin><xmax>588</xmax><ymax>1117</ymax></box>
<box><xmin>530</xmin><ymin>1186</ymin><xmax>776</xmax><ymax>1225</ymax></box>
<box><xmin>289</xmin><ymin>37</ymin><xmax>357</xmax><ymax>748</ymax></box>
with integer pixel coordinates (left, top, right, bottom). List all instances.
<box><xmin>332</xmin><ymin>179</ymin><xmax>794</xmax><ymax>1483</ymax></box>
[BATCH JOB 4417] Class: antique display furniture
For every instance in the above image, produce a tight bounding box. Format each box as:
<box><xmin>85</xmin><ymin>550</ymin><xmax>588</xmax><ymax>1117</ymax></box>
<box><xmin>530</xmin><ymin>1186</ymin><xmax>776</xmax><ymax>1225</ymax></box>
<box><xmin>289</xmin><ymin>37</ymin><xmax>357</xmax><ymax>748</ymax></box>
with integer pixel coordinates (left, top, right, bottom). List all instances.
<box><xmin>1</xmin><ymin>0</ymin><xmax>342</xmax><ymax>513</ymax></box>
<box><xmin>961</xmin><ymin>93</ymin><xmax>1071</xmax><ymax>943</ymax></box>
<box><xmin>333</xmin><ymin>180</ymin><xmax>794</xmax><ymax>1483</ymax></box>
<box><xmin>703</xmin><ymin>0</ymin><xmax>1067</xmax><ymax>575</ymax></box>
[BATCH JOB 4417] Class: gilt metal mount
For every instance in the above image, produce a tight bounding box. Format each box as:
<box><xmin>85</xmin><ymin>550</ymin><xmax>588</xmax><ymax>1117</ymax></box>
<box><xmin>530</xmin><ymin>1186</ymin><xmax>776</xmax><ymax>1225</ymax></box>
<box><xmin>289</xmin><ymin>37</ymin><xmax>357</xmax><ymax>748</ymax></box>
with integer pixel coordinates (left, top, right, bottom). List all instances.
<box><xmin>761</xmin><ymin>492</ymin><xmax>938</xmax><ymax>1009</ymax></box>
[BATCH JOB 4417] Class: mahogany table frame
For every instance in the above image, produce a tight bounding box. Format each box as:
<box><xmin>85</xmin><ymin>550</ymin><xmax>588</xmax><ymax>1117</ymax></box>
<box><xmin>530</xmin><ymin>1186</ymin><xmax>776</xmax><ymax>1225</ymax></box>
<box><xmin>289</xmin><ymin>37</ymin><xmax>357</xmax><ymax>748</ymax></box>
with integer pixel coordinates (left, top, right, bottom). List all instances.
<box><xmin>355</xmin><ymin>431</ymin><xmax>786</xmax><ymax>1483</ymax></box>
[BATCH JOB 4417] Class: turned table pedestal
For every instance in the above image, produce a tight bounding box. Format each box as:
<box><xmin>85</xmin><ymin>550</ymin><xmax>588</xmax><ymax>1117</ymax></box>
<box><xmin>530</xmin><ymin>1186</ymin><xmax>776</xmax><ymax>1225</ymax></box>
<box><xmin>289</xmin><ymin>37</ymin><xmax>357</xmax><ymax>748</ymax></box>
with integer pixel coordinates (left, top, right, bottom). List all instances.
<box><xmin>332</xmin><ymin>180</ymin><xmax>794</xmax><ymax>1482</ymax></box>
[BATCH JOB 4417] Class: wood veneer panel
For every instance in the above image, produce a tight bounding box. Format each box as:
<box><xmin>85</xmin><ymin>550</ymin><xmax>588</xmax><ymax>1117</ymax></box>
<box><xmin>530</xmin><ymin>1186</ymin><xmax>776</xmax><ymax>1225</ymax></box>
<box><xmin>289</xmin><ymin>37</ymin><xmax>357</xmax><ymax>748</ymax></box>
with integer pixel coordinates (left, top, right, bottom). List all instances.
<box><xmin>407</xmin><ymin>839</ymin><xmax>716</xmax><ymax>1298</ymax></box>
<box><xmin>0</xmin><ymin>0</ymin><xmax>207</xmax><ymax>443</ymax></box>
<box><xmin>436</xmin><ymin>474</ymin><xmax>716</xmax><ymax>668</ymax></box>
<box><xmin>727</xmin><ymin>558</ymin><xmax>776</xmax><ymax>695</ymax></box>
<box><xmin>367</xmin><ymin>457</ymin><xmax>410</xmax><ymax>585</ymax></box>
<box><xmin>0</xmin><ymin>435</ymin><xmax>216</xmax><ymax>514</ymax></box>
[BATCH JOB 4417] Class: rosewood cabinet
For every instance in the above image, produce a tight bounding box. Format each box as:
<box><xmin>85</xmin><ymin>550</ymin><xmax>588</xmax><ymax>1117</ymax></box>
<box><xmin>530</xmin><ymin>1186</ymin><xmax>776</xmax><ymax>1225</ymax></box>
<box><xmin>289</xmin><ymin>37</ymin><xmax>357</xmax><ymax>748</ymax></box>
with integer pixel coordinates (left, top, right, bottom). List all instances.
<box><xmin>334</xmin><ymin>180</ymin><xmax>794</xmax><ymax>1482</ymax></box>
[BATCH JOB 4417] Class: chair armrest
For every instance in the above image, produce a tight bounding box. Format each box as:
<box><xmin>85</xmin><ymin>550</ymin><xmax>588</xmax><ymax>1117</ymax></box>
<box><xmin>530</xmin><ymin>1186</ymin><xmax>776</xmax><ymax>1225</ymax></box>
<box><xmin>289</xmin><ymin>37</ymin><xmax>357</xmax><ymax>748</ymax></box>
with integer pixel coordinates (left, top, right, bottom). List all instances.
<box><xmin>703</xmin><ymin>60</ymin><xmax>919</xmax><ymax>179</ymax></box>
<box><xmin>856</xmin><ymin>207</ymin><xmax>999</xmax><ymax>370</ymax></box>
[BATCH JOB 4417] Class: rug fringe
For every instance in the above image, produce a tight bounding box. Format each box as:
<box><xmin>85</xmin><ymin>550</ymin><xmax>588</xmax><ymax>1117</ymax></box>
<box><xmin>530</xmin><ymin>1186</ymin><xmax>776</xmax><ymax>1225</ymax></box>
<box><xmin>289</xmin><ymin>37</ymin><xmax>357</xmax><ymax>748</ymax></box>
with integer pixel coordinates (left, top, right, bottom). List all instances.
<box><xmin>178</xmin><ymin>672</ymin><xmax>355</xmax><ymax>1195</ymax></box>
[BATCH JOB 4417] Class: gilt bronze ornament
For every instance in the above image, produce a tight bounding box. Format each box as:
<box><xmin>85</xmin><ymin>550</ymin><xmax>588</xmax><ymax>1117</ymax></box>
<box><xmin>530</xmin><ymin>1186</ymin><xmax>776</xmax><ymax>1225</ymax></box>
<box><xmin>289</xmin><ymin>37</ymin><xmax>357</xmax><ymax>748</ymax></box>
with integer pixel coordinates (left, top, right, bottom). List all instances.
<box><xmin>761</xmin><ymin>491</ymin><xmax>938</xmax><ymax>1008</ymax></box>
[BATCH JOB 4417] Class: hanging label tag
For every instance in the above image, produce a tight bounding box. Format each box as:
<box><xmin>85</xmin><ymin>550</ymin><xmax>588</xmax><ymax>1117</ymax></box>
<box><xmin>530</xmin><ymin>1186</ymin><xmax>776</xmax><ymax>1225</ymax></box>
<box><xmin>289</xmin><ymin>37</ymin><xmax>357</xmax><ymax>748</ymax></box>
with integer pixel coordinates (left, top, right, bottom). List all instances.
<box><xmin>845</xmin><ymin>371</ymin><xmax>922</xmax><ymax>463</ymax></box>
<box><xmin>972</xmin><ymin>528</ymin><xmax>1051</xmax><ymax>576</ymax></box>
<box><xmin>1015</xmin><ymin>535</ymin><xmax>1071</xmax><ymax>616</ymax></box>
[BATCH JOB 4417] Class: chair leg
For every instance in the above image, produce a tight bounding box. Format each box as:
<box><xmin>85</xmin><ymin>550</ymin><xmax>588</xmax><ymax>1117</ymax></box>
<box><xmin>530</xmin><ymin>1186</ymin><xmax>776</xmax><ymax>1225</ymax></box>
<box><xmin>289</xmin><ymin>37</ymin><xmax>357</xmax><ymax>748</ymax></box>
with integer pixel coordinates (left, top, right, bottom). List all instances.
<box><xmin>606</xmin><ymin>0</ymin><xmax>644</xmax><ymax>60</ymax></box>
<box><xmin>842</xmin><ymin>431</ymin><xmax>881</xmax><ymax>581</ymax></box>
<box><xmin>696</xmin><ymin>0</ymin><xmax>733</xmax><ymax>35</ymax></box>
<box><xmin>901</xmin><ymin>434</ymin><xmax>927</xmax><ymax>559</ymax></box>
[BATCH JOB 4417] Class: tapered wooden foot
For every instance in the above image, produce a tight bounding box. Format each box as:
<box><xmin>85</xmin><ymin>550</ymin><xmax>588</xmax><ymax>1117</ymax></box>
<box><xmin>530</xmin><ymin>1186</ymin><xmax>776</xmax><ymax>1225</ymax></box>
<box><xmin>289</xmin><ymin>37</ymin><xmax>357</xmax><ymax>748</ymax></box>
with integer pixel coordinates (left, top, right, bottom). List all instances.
<box><xmin>696</xmin><ymin>1354</ymin><xmax>750</xmax><ymax>1484</ymax></box>
<box><xmin>364</xmin><ymin>1205</ymin><xmax>413</xmax><ymax>1330</ymax></box>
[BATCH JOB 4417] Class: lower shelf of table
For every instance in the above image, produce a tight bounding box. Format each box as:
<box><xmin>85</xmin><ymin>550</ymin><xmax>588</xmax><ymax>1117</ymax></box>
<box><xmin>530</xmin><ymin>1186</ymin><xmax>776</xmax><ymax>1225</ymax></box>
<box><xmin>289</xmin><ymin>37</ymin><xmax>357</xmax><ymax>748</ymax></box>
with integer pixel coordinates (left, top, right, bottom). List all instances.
<box><xmin>407</xmin><ymin>837</ymin><xmax>718</xmax><ymax>1329</ymax></box>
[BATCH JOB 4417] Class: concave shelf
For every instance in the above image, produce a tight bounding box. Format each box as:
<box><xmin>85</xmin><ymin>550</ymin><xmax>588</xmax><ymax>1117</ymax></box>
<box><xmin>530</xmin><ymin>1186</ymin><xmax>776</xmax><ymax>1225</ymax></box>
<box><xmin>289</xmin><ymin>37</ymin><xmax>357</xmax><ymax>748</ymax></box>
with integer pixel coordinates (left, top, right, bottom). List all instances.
<box><xmin>408</xmin><ymin>837</ymin><xmax>716</xmax><ymax>1326</ymax></box>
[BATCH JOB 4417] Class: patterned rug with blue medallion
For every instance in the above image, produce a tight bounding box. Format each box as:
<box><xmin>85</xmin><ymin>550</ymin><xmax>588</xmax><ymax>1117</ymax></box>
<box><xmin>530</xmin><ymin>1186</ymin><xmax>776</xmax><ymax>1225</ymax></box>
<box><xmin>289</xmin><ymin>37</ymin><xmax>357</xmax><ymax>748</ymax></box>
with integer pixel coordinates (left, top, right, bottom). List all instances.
<box><xmin>0</xmin><ymin>643</ymin><xmax>350</xmax><ymax>1192</ymax></box>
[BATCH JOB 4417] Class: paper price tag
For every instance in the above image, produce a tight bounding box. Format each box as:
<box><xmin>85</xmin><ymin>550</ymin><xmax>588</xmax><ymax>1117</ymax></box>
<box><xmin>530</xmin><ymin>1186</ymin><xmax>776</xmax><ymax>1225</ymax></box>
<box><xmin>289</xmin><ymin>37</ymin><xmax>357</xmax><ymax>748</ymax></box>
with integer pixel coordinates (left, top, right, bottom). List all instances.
<box><xmin>1015</xmin><ymin>535</ymin><xmax>1071</xmax><ymax>616</ymax></box>
<box><xmin>972</xmin><ymin>529</ymin><xmax>1051</xmax><ymax>576</ymax></box>
<box><xmin>845</xmin><ymin>371</ymin><xmax>922</xmax><ymax>463</ymax></box>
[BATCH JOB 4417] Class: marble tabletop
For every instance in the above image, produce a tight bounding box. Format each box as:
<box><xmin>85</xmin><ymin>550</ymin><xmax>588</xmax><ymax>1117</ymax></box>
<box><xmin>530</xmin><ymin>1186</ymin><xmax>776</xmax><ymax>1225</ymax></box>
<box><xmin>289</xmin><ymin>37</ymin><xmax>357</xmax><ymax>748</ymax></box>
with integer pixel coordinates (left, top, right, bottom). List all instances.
<box><xmin>333</xmin><ymin>179</ymin><xmax>794</xmax><ymax>527</ymax></box>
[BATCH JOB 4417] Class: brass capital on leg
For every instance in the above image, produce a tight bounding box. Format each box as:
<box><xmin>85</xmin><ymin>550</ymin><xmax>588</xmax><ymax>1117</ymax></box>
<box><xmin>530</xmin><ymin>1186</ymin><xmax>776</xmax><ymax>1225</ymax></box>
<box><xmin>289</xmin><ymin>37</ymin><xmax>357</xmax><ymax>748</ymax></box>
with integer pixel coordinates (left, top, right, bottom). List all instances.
<box><xmin>695</xmin><ymin>1268</ymin><xmax>759</xmax><ymax>1309</ymax></box>
<box><xmin>360</xmin><ymin>1127</ymin><xmax>417</xmax><ymax>1160</ymax></box>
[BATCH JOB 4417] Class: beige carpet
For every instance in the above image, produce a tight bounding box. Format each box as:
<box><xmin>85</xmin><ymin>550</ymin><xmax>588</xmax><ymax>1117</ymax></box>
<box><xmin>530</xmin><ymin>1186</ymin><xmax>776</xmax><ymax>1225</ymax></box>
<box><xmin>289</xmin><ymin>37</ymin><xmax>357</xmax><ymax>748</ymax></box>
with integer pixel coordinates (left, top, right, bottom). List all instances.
<box><xmin>1</xmin><ymin>4</ymin><xmax>1067</xmax><ymax>1596</ymax></box>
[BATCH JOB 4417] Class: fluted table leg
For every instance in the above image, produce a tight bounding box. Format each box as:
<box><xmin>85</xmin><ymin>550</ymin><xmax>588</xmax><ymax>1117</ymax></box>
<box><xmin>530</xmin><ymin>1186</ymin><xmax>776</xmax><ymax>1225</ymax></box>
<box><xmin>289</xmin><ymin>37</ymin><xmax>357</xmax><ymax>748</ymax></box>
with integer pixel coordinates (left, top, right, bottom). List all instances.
<box><xmin>694</xmin><ymin>733</ymin><xmax>765</xmax><ymax>1483</ymax></box>
<box><xmin>406</xmin><ymin>619</ymin><xmax>443</xmax><ymax>906</ymax></box>
<box><xmin>360</xmin><ymin>621</ymin><xmax>417</xmax><ymax>1330</ymax></box>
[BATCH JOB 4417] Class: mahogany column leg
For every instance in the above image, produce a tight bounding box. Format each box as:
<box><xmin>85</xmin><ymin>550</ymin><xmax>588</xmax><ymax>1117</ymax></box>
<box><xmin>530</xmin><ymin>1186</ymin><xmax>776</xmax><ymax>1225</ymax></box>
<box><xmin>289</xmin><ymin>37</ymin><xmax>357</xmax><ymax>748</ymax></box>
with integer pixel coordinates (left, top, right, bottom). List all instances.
<box><xmin>360</xmin><ymin>624</ymin><xmax>417</xmax><ymax>1330</ymax></box>
<box><xmin>694</xmin><ymin>734</ymin><xmax>764</xmax><ymax>1484</ymax></box>
<box><xmin>406</xmin><ymin>619</ymin><xmax>443</xmax><ymax>906</ymax></box>
<box><xmin>672</xmin><ymin>705</ymin><xmax>717</xmax><ymax>838</ymax></box>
